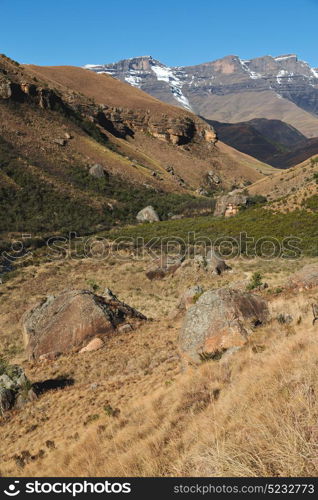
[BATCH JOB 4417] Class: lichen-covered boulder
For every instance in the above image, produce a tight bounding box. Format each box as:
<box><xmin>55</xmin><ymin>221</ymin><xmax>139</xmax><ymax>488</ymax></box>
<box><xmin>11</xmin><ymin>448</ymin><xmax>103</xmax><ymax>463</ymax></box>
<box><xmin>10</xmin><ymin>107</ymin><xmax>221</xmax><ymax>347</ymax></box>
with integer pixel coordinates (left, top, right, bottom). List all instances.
<box><xmin>22</xmin><ymin>289</ymin><xmax>146</xmax><ymax>360</ymax></box>
<box><xmin>180</xmin><ymin>288</ymin><xmax>269</xmax><ymax>363</ymax></box>
<box><xmin>0</xmin><ymin>363</ymin><xmax>32</xmax><ymax>414</ymax></box>
<box><xmin>286</xmin><ymin>264</ymin><xmax>318</xmax><ymax>291</ymax></box>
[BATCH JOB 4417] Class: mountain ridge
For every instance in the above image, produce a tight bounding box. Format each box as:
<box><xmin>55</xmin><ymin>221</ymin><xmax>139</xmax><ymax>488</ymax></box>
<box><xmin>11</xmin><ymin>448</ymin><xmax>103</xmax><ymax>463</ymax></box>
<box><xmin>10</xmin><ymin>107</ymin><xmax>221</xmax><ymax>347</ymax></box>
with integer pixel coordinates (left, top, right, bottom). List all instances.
<box><xmin>85</xmin><ymin>53</ymin><xmax>318</xmax><ymax>138</ymax></box>
<box><xmin>205</xmin><ymin>117</ymin><xmax>318</xmax><ymax>168</ymax></box>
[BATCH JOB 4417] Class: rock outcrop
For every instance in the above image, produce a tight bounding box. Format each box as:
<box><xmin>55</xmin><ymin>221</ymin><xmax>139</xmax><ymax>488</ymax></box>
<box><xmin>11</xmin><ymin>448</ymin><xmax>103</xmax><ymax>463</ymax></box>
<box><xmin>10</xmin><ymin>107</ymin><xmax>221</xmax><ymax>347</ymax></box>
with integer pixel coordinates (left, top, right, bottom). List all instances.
<box><xmin>286</xmin><ymin>264</ymin><xmax>318</xmax><ymax>291</ymax></box>
<box><xmin>206</xmin><ymin>250</ymin><xmax>232</xmax><ymax>275</ymax></box>
<box><xmin>180</xmin><ymin>288</ymin><xmax>269</xmax><ymax>363</ymax></box>
<box><xmin>136</xmin><ymin>206</ymin><xmax>160</xmax><ymax>223</ymax></box>
<box><xmin>0</xmin><ymin>75</ymin><xmax>12</xmax><ymax>99</ymax></box>
<box><xmin>90</xmin><ymin>103</ymin><xmax>217</xmax><ymax>146</ymax></box>
<box><xmin>89</xmin><ymin>164</ymin><xmax>107</xmax><ymax>179</ymax></box>
<box><xmin>192</xmin><ymin>251</ymin><xmax>231</xmax><ymax>275</ymax></box>
<box><xmin>146</xmin><ymin>256</ymin><xmax>183</xmax><ymax>280</ymax></box>
<box><xmin>214</xmin><ymin>192</ymin><xmax>248</xmax><ymax>217</ymax></box>
<box><xmin>0</xmin><ymin>364</ymin><xmax>33</xmax><ymax>413</ymax></box>
<box><xmin>22</xmin><ymin>289</ymin><xmax>146</xmax><ymax>360</ymax></box>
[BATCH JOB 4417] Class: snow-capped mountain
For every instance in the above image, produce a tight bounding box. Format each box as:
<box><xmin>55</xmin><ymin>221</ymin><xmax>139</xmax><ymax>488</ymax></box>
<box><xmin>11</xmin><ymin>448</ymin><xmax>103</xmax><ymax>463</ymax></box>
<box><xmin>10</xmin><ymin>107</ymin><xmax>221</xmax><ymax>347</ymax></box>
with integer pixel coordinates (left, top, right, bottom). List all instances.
<box><xmin>84</xmin><ymin>54</ymin><xmax>318</xmax><ymax>137</ymax></box>
<box><xmin>84</xmin><ymin>56</ymin><xmax>193</xmax><ymax>110</ymax></box>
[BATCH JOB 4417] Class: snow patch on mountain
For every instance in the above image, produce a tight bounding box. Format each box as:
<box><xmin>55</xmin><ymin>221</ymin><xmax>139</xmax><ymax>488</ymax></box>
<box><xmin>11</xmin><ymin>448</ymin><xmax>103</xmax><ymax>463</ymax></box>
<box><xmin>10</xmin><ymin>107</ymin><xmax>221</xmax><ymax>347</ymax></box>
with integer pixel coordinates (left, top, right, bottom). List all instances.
<box><xmin>274</xmin><ymin>54</ymin><xmax>297</xmax><ymax>62</ymax></box>
<box><xmin>83</xmin><ymin>64</ymin><xmax>102</xmax><ymax>69</ymax></box>
<box><xmin>239</xmin><ymin>59</ymin><xmax>262</xmax><ymax>80</ymax></box>
<box><xmin>151</xmin><ymin>64</ymin><xmax>192</xmax><ymax>110</ymax></box>
<box><xmin>124</xmin><ymin>72</ymin><xmax>142</xmax><ymax>87</ymax></box>
<box><xmin>311</xmin><ymin>68</ymin><xmax>318</xmax><ymax>79</ymax></box>
<box><xmin>276</xmin><ymin>69</ymin><xmax>289</xmax><ymax>84</ymax></box>
<box><xmin>151</xmin><ymin>65</ymin><xmax>173</xmax><ymax>82</ymax></box>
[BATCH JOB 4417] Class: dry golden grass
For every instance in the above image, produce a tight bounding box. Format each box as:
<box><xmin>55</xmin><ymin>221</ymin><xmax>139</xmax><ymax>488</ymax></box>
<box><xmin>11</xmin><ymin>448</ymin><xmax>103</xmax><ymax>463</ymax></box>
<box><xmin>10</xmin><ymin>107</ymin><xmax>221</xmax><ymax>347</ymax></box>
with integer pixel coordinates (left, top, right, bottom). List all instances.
<box><xmin>248</xmin><ymin>156</ymin><xmax>318</xmax><ymax>211</ymax></box>
<box><xmin>0</xmin><ymin>254</ymin><xmax>318</xmax><ymax>477</ymax></box>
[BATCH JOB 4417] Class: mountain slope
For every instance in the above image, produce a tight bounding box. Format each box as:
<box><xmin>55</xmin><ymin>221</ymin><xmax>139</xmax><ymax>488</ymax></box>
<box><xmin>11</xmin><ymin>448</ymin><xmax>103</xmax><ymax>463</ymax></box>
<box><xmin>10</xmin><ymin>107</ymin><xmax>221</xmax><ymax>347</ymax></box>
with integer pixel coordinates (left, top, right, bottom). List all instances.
<box><xmin>247</xmin><ymin>154</ymin><xmax>318</xmax><ymax>211</ymax></box>
<box><xmin>206</xmin><ymin>118</ymin><xmax>318</xmax><ymax>168</ymax></box>
<box><xmin>0</xmin><ymin>54</ymin><xmax>273</xmax><ymax>237</ymax></box>
<box><xmin>27</xmin><ymin>64</ymin><xmax>274</xmax><ymax>183</ymax></box>
<box><xmin>86</xmin><ymin>54</ymin><xmax>318</xmax><ymax>138</ymax></box>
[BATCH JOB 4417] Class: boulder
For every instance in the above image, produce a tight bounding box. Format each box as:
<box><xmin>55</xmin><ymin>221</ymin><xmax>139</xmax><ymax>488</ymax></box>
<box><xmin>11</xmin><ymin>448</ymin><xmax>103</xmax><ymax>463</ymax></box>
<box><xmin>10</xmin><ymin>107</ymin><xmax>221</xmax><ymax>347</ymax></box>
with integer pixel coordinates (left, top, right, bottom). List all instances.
<box><xmin>0</xmin><ymin>365</ymin><xmax>28</xmax><ymax>390</ymax></box>
<box><xmin>207</xmin><ymin>171</ymin><xmax>221</xmax><ymax>185</ymax></box>
<box><xmin>136</xmin><ymin>206</ymin><xmax>160</xmax><ymax>223</ymax></box>
<box><xmin>0</xmin><ymin>76</ymin><xmax>12</xmax><ymax>99</ymax></box>
<box><xmin>180</xmin><ymin>288</ymin><xmax>269</xmax><ymax>363</ymax></box>
<box><xmin>0</xmin><ymin>373</ymin><xmax>15</xmax><ymax>390</ymax></box>
<box><xmin>89</xmin><ymin>164</ymin><xmax>106</xmax><ymax>179</ymax></box>
<box><xmin>196</xmin><ymin>188</ymin><xmax>209</xmax><ymax>196</ymax></box>
<box><xmin>193</xmin><ymin>251</ymin><xmax>231</xmax><ymax>275</ymax></box>
<box><xmin>206</xmin><ymin>250</ymin><xmax>231</xmax><ymax>275</ymax></box>
<box><xmin>178</xmin><ymin>285</ymin><xmax>204</xmax><ymax>311</ymax></box>
<box><xmin>0</xmin><ymin>364</ymin><xmax>32</xmax><ymax>413</ymax></box>
<box><xmin>53</xmin><ymin>138</ymin><xmax>67</xmax><ymax>146</ymax></box>
<box><xmin>0</xmin><ymin>388</ymin><xmax>14</xmax><ymax>413</ymax></box>
<box><xmin>287</xmin><ymin>264</ymin><xmax>318</xmax><ymax>291</ymax></box>
<box><xmin>22</xmin><ymin>289</ymin><xmax>147</xmax><ymax>359</ymax></box>
<box><xmin>146</xmin><ymin>256</ymin><xmax>183</xmax><ymax>280</ymax></box>
<box><xmin>79</xmin><ymin>337</ymin><xmax>104</xmax><ymax>353</ymax></box>
<box><xmin>117</xmin><ymin>324</ymin><xmax>133</xmax><ymax>334</ymax></box>
<box><xmin>214</xmin><ymin>192</ymin><xmax>248</xmax><ymax>217</ymax></box>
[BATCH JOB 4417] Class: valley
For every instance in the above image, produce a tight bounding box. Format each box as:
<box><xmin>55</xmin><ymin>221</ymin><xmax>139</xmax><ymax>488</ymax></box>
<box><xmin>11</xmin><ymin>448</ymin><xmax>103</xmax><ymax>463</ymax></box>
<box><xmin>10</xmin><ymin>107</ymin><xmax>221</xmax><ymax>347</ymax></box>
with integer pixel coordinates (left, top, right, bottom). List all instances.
<box><xmin>1</xmin><ymin>44</ymin><xmax>318</xmax><ymax>481</ymax></box>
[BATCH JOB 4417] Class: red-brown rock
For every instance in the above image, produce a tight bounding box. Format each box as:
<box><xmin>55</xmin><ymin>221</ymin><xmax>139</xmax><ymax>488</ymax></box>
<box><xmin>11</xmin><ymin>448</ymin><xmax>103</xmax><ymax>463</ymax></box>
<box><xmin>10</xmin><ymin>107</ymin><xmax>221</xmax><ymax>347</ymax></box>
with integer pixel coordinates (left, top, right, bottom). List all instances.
<box><xmin>22</xmin><ymin>289</ymin><xmax>146</xmax><ymax>360</ymax></box>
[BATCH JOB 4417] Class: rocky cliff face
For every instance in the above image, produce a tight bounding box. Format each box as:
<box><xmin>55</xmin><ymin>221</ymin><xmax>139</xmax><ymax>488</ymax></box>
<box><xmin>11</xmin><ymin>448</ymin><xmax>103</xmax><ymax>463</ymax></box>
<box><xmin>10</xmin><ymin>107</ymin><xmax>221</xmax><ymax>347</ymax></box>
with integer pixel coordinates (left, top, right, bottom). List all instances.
<box><xmin>85</xmin><ymin>54</ymin><xmax>318</xmax><ymax>137</ymax></box>
<box><xmin>0</xmin><ymin>55</ymin><xmax>217</xmax><ymax>148</ymax></box>
<box><xmin>98</xmin><ymin>106</ymin><xmax>217</xmax><ymax>145</ymax></box>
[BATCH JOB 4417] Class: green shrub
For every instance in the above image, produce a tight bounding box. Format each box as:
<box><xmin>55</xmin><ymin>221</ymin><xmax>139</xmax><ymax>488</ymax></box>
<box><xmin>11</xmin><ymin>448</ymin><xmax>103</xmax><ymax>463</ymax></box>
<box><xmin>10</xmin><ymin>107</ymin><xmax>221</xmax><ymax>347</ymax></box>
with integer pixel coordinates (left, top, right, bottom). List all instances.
<box><xmin>0</xmin><ymin>134</ymin><xmax>214</xmax><ymax>236</ymax></box>
<box><xmin>245</xmin><ymin>195</ymin><xmax>267</xmax><ymax>207</ymax></box>
<box><xmin>246</xmin><ymin>272</ymin><xmax>263</xmax><ymax>290</ymax></box>
<box><xmin>87</xmin><ymin>279</ymin><xmax>100</xmax><ymax>293</ymax></box>
<box><xmin>0</xmin><ymin>357</ymin><xmax>8</xmax><ymax>376</ymax></box>
<box><xmin>310</xmin><ymin>157</ymin><xmax>318</xmax><ymax>167</ymax></box>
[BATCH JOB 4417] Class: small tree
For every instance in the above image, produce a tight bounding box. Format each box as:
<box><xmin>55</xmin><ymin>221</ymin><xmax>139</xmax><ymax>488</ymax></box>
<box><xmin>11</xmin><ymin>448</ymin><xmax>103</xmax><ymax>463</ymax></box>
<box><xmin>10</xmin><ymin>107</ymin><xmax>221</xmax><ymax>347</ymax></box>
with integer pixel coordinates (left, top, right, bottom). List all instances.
<box><xmin>247</xmin><ymin>272</ymin><xmax>263</xmax><ymax>291</ymax></box>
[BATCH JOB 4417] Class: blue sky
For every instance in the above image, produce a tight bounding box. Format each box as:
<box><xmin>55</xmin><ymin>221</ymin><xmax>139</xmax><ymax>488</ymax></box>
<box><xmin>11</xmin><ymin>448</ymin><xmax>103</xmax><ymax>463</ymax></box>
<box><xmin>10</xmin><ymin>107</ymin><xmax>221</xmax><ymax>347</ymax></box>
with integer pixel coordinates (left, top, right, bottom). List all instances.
<box><xmin>1</xmin><ymin>0</ymin><xmax>317</xmax><ymax>68</ymax></box>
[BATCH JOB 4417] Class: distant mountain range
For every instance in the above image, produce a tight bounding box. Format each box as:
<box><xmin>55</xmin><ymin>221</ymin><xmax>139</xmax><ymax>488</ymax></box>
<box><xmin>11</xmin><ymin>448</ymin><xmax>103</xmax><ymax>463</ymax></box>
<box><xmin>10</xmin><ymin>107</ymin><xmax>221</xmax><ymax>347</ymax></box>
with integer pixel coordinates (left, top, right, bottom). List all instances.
<box><xmin>205</xmin><ymin>117</ymin><xmax>318</xmax><ymax>168</ymax></box>
<box><xmin>84</xmin><ymin>54</ymin><xmax>318</xmax><ymax>138</ymax></box>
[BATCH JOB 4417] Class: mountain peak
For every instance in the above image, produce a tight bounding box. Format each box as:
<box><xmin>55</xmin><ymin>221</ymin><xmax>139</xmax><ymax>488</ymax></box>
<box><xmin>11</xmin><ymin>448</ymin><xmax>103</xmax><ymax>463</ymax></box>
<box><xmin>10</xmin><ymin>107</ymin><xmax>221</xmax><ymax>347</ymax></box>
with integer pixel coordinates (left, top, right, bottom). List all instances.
<box><xmin>84</xmin><ymin>53</ymin><xmax>318</xmax><ymax>136</ymax></box>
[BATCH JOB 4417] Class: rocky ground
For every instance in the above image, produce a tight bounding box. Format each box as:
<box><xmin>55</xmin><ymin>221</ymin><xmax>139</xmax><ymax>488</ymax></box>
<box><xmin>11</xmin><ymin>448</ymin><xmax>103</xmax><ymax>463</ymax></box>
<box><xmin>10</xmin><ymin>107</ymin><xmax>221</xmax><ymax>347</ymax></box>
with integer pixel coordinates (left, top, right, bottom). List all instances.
<box><xmin>1</xmin><ymin>251</ymin><xmax>318</xmax><ymax>476</ymax></box>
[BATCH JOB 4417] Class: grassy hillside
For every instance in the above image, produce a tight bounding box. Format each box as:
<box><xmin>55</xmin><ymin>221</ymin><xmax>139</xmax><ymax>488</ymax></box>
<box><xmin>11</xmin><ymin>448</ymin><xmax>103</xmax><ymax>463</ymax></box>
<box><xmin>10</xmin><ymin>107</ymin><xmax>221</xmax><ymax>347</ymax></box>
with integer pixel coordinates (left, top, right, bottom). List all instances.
<box><xmin>0</xmin><ymin>134</ymin><xmax>215</xmax><ymax>236</ymax></box>
<box><xmin>248</xmin><ymin>155</ymin><xmax>318</xmax><ymax>210</ymax></box>
<box><xmin>1</xmin><ymin>247</ymin><xmax>318</xmax><ymax>477</ymax></box>
<box><xmin>105</xmin><ymin>207</ymin><xmax>318</xmax><ymax>257</ymax></box>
